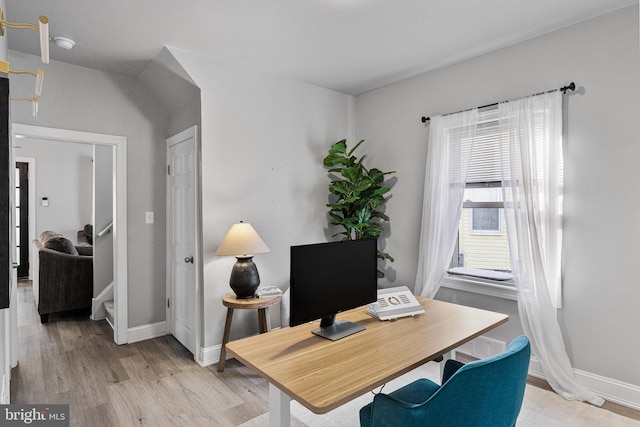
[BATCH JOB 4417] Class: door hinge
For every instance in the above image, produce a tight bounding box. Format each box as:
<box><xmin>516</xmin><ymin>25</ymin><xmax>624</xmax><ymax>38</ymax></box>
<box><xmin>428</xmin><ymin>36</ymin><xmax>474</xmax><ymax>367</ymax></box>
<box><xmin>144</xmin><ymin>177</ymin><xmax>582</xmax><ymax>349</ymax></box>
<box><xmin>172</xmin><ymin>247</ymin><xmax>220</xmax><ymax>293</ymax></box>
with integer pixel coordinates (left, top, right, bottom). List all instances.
<box><xmin>167</xmin><ymin>165</ymin><xmax>171</xmax><ymax>175</ymax></box>
<box><xmin>167</xmin><ymin>298</ymin><xmax>170</xmax><ymax>308</ymax></box>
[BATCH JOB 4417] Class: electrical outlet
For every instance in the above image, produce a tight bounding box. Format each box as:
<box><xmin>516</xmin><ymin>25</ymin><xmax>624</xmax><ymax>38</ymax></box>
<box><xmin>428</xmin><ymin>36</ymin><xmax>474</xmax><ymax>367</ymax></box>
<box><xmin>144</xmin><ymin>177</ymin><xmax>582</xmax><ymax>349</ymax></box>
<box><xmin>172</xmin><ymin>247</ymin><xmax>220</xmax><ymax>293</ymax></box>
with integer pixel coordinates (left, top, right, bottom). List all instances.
<box><xmin>145</xmin><ymin>211</ymin><xmax>154</xmax><ymax>224</ymax></box>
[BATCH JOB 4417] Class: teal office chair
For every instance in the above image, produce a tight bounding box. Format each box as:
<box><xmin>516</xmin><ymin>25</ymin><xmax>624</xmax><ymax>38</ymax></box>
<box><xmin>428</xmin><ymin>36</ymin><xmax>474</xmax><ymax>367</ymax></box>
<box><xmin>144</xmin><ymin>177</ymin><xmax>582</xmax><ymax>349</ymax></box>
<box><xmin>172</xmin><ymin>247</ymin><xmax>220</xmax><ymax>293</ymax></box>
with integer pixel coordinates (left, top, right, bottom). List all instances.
<box><xmin>360</xmin><ymin>335</ymin><xmax>530</xmax><ymax>427</ymax></box>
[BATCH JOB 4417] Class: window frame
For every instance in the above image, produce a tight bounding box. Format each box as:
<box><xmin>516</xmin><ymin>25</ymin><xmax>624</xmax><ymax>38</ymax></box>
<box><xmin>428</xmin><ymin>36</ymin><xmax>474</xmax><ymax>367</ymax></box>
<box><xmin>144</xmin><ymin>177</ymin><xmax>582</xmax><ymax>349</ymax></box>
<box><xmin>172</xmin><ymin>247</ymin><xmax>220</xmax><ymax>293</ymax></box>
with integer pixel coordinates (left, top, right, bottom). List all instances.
<box><xmin>442</xmin><ymin>114</ymin><xmax>517</xmax><ymax>298</ymax></box>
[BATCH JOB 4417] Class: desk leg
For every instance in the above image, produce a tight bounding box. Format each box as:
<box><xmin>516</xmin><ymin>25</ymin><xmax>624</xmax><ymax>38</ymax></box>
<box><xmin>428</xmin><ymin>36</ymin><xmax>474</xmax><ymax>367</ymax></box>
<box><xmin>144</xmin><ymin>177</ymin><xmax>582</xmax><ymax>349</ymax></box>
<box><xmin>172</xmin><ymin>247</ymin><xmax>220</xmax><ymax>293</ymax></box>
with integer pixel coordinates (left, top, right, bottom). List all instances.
<box><xmin>439</xmin><ymin>351</ymin><xmax>452</xmax><ymax>381</ymax></box>
<box><xmin>218</xmin><ymin>307</ymin><xmax>234</xmax><ymax>372</ymax></box>
<box><xmin>269</xmin><ymin>383</ymin><xmax>291</xmax><ymax>427</ymax></box>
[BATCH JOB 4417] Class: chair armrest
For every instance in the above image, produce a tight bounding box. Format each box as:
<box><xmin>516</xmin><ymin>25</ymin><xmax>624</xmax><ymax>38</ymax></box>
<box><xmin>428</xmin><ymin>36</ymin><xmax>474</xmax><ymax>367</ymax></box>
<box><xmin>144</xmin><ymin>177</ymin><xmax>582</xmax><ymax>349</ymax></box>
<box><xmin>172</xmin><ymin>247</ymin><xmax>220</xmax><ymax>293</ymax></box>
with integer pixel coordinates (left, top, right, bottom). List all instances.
<box><xmin>442</xmin><ymin>359</ymin><xmax>465</xmax><ymax>384</ymax></box>
<box><xmin>75</xmin><ymin>245</ymin><xmax>93</xmax><ymax>256</ymax></box>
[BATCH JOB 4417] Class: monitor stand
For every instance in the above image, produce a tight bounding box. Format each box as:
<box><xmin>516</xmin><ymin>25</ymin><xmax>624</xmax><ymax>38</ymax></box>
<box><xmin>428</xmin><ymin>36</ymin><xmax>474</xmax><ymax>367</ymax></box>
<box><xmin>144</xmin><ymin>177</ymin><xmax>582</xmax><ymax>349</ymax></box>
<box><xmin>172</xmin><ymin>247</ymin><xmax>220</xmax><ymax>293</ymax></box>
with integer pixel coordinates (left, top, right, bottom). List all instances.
<box><xmin>312</xmin><ymin>319</ymin><xmax>365</xmax><ymax>341</ymax></box>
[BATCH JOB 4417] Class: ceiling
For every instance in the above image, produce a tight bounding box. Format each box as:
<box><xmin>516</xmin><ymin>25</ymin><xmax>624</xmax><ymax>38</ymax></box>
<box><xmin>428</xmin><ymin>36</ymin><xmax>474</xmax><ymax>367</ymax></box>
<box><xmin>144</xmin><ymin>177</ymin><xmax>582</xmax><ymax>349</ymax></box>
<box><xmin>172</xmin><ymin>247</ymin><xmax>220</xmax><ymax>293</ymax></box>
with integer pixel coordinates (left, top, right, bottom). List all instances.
<box><xmin>5</xmin><ymin>0</ymin><xmax>638</xmax><ymax>95</ymax></box>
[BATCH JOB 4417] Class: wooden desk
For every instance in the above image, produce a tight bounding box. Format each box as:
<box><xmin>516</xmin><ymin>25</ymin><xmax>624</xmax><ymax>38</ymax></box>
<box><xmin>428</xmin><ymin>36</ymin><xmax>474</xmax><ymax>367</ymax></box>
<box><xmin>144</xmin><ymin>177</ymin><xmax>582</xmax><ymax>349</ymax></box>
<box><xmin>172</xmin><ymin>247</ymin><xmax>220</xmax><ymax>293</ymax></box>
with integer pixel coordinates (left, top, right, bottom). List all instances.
<box><xmin>226</xmin><ymin>297</ymin><xmax>508</xmax><ymax>426</ymax></box>
<box><xmin>218</xmin><ymin>292</ymin><xmax>282</xmax><ymax>372</ymax></box>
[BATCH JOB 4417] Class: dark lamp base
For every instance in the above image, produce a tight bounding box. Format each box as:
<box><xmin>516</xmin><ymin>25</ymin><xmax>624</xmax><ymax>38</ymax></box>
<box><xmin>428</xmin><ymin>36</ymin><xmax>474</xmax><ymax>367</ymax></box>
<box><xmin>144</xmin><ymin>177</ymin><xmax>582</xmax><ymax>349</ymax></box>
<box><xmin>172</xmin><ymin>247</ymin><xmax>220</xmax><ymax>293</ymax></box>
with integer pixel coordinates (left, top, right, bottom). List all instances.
<box><xmin>229</xmin><ymin>256</ymin><xmax>261</xmax><ymax>299</ymax></box>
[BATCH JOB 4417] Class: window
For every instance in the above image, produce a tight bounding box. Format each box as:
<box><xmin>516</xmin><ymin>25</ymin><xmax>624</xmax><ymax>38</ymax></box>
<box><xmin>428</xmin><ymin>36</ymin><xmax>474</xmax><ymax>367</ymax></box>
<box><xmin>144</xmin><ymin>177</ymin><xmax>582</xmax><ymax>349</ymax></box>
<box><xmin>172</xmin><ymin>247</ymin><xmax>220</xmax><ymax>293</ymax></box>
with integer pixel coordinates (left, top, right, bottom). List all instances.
<box><xmin>449</xmin><ymin>110</ymin><xmax>512</xmax><ymax>277</ymax></box>
<box><xmin>418</xmin><ymin>91</ymin><xmax>562</xmax><ymax>305</ymax></box>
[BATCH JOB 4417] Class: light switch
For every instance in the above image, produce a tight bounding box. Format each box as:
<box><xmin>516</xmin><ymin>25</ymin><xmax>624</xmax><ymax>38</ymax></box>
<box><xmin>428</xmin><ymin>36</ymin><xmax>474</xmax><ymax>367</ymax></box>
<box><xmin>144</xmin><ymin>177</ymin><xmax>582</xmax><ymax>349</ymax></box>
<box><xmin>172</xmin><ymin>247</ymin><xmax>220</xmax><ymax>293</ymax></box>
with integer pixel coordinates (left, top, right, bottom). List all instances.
<box><xmin>41</xmin><ymin>197</ymin><xmax>49</xmax><ymax>207</ymax></box>
<box><xmin>145</xmin><ymin>211</ymin><xmax>154</xmax><ymax>224</ymax></box>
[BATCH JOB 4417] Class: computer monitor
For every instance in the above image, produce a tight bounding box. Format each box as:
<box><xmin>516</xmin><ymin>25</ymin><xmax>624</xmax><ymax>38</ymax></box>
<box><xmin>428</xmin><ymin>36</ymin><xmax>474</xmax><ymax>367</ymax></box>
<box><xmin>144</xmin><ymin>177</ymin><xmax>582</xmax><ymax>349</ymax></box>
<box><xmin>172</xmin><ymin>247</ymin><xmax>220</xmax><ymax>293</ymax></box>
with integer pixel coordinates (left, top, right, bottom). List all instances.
<box><xmin>290</xmin><ymin>239</ymin><xmax>378</xmax><ymax>341</ymax></box>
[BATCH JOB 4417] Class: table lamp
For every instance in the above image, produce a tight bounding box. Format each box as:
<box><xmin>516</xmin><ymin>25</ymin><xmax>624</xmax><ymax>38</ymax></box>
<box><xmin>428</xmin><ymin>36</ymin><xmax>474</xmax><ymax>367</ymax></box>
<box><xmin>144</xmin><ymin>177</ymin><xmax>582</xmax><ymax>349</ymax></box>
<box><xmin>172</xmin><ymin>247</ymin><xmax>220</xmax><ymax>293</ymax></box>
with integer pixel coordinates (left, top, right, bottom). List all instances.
<box><xmin>215</xmin><ymin>221</ymin><xmax>270</xmax><ymax>299</ymax></box>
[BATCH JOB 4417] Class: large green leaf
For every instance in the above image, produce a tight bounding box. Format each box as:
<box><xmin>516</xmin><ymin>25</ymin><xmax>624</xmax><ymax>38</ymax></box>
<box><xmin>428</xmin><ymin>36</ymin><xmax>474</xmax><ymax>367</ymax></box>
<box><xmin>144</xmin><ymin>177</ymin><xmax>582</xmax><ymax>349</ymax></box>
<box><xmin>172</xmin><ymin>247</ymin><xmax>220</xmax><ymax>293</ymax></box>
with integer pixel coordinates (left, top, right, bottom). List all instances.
<box><xmin>323</xmin><ymin>139</ymin><xmax>396</xmax><ymax>277</ymax></box>
<box><xmin>328</xmin><ymin>140</ymin><xmax>347</xmax><ymax>155</ymax></box>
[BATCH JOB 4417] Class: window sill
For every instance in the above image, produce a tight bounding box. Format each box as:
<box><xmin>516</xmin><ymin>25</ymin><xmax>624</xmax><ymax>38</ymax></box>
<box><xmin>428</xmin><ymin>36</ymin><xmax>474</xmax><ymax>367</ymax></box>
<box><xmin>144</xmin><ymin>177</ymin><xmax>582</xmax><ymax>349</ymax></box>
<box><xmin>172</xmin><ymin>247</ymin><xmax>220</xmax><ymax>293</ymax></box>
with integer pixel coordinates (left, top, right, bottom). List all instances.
<box><xmin>440</xmin><ymin>274</ymin><xmax>518</xmax><ymax>301</ymax></box>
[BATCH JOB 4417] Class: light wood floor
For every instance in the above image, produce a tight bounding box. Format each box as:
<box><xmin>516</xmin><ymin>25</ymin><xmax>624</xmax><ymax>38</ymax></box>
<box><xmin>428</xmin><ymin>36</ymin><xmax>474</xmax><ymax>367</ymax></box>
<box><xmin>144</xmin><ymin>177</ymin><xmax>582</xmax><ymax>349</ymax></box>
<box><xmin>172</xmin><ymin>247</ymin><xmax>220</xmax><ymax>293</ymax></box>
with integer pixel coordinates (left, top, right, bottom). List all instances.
<box><xmin>11</xmin><ymin>281</ymin><xmax>273</xmax><ymax>426</ymax></box>
<box><xmin>11</xmin><ymin>281</ymin><xmax>640</xmax><ymax>426</ymax></box>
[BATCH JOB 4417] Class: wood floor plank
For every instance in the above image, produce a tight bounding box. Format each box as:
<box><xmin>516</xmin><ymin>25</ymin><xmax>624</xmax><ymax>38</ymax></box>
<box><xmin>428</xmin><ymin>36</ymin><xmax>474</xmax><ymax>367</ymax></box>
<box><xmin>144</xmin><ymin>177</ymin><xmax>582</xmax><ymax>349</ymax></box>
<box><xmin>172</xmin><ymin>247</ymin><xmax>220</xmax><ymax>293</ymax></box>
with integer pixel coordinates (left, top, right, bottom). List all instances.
<box><xmin>56</xmin><ymin>319</ymin><xmax>86</xmax><ymax>353</ymax></box>
<box><xmin>135</xmin><ymin>338</ymin><xmax>182</xmax><ymax>379</ymax></box>
<box><xmin>10</xmin><ymin>358</ymin><xmax>45</xmax><ymax>405</ymax></box>
<box><xmin>42</xmin><ymin>352</ymin><xmax>76</xmax><ymax>395</ymax></box>
<box><xmin>153</xmin><ymin>334</ymin><xmax>201</xmax><ymax>372</ymax></box>
<box><xmin>73</xmin><ymin>402</ymin><xmax>120</xmax><ymax>427</ymax></box>
<box><xmin>16</xmin><ymin>324</ymin><xmax>42</xmax><ymax>362</ymax></box>
<box><xmin>119</xmin><ymin>354</ymin><xmax>161</xmax><ymax>383</ymax></box>
<box><xmin>148</xmin><ymin>372</ymin><xmax>238</xmax><ymax>426</ymax></box>
<box><xmin>106</xmin><ymin>380</ymin><xmax>175</xmax><ymax>427</ymax></box>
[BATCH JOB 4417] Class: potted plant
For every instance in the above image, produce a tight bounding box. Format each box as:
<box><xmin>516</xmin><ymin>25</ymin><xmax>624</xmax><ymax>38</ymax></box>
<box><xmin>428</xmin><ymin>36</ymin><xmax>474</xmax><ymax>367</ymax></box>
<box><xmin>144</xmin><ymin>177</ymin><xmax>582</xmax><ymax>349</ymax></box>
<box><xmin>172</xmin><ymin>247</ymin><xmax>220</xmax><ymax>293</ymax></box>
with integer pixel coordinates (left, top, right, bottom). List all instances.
<box><xmin>323</xmin><ymin>139</ymin><xmax>395</xmax><ymax>277</ymax></box>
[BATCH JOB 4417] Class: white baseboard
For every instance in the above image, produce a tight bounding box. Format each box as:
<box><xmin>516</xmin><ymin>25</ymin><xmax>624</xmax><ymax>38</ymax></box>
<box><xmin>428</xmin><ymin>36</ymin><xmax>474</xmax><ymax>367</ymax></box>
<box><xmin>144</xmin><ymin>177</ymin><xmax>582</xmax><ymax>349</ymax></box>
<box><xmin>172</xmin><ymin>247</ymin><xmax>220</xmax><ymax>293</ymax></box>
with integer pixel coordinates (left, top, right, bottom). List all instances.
<box><xmin>90</xmin><ymin>297</ymin><xmax>106</xmax><ymax>321</ymax></box>
<box><xmin>1</xmin><ymin>373</ymin><xmax>7</xmax><ymax>404</ymax></box>
<box><xmin>127</xmin><ymin>321</ymin><xmax>167</xmax><ymax>344</ymax></box>
<box><xmin>459</xmin><ymin>336</ymin><xmax>640</xmax><ymax>411</ymax></box>
<box><xmin>528</xmin><ymin>356</ymin><xmax>640</xmax><ymax>411</ymax></box>
<box><xmin>198</xmin><ymin>344</ymin><xmax>222</xmax><ymax>368</ymax></box>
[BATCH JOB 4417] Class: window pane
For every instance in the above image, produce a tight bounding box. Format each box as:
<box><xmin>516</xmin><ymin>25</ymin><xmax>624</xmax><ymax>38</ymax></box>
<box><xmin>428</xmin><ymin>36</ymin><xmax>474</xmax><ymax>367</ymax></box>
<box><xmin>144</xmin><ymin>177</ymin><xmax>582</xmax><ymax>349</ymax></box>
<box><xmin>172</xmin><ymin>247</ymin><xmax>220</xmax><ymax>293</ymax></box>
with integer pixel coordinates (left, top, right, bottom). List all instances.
<box><xmin>467</xmin><ymin>187</ymin><xmax>502</xmax><ymax>203</ymax></box>
<box><xmin>457</xmin><ymin>189</ymin><xmax>511</xmax><ymax>272</ymax></box>
<box><xmin>472</xmin><ymin>208</ymin><xmax>500</xmax><ymax>231</ymax></box>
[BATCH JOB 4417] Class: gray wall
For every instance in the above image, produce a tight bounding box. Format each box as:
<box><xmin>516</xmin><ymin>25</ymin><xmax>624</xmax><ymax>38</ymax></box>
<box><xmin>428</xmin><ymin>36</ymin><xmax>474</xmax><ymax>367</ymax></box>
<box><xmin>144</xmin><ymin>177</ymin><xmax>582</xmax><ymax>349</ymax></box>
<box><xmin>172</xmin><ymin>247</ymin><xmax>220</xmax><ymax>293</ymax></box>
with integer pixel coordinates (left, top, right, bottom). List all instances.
<box><xmin>137</xmin><ymin>48</ymin><xmax>201</xmax><ymax>139</ymax></box>
<box><xmin>14</xmin><ymin>138</ymin><xmax>92</xmax><ymax>240</ymax></box>
<box><xmin>355</xmin><ymin>6</ymin><xmax>640</xmax><ymax>386</ymax></box>
<box><xmin>8</xmin><ymin>50</ymin><xmax>169</xmax><ymax>328</ymax></box>
<box><xmin>169</xmin><ymin>47</ymin><xmax>356</xmax><ymax>348</ymax></box>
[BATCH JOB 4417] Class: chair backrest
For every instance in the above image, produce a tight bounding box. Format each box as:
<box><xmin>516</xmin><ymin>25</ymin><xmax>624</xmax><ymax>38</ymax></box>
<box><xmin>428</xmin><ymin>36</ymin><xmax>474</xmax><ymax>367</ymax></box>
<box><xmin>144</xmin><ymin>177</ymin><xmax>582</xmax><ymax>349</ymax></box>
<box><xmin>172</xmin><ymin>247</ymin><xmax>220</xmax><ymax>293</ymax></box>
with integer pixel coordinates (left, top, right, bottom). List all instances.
<box><xmin>429</xmin><ymin>335</ymin><xmax>531</xmax><ymax>427</ymax></box>
<box><xmin>373</xmin><ymin>336</ymin><xmax>530</xmax><ymax>427</ymax></box>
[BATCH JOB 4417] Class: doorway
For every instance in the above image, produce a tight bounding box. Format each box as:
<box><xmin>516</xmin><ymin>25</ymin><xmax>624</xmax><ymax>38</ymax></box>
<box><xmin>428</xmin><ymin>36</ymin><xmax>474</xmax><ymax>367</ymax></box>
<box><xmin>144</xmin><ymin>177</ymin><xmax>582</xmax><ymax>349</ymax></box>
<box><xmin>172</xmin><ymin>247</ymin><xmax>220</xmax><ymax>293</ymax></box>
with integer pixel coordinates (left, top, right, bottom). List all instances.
<box><xmin>14</xmin><ymin>162</ymin><xmax>29</xmax><ymax>279</ymax></box>
<box><xmin>11</xmin><ymin>124</ymin><xmax>128</xmax><ymax>344</ymax></box>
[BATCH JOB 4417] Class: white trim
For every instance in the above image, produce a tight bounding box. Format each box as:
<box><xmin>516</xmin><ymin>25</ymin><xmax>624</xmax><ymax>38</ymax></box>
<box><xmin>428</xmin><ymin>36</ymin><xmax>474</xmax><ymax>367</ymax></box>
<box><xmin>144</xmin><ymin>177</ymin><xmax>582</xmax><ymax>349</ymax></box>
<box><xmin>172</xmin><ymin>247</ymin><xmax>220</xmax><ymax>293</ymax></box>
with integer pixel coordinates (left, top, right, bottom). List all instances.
<box><xmin>528</xmin><ymin>356</ymin><xmax>640</xmax><ymax>411</ymax></box>
<box><xmin>128</xmin><ymin>321</ymin><xmax>167</xmax><ymax>344</ymax></box>
<box><xmin>440</xmin><ymin>275</ymin><xmax>518</xmax><ymax>300</ymax></box>
<box><xmin>1</xmin><ymin>374</ymin><xmax>6</xmax><ymax>404</ymax></box>
<box><xmin>198</xmin><ymin>344</ymin><xmax>222</xmax><ymax>368</ymax></box>
<box><xmin>12</xmin><ymin>124</ymin><xmax>128</xmax><ymax>345</ymax></box>
<box><xmin>166</xmin><ymin>125</ymin><xmax>202</xmax><ymax>361</ymax></box>
<box><xmin>90</xmin><ymin>282</ymin><xmax>114</xmax><ymax>321</ymax></box>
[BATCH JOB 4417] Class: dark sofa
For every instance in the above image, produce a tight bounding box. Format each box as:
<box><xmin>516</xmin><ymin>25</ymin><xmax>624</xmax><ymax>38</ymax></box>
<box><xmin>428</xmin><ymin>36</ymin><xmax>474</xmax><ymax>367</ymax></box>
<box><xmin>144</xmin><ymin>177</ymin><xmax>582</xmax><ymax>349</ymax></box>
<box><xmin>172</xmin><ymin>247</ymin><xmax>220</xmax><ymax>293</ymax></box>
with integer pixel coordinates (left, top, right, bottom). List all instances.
<box><xmin>33</xmin><ymin>232</ymin><xmax>93</xmax><ymax>323</ymax></box>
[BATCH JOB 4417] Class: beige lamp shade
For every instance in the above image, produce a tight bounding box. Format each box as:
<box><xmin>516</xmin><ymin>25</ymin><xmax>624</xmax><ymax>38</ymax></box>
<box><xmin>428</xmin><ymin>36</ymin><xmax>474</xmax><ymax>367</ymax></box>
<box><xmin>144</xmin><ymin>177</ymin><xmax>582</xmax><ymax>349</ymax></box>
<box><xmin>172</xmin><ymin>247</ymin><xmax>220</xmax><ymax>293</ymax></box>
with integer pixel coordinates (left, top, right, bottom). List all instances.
<box><xmin>215</xmin><ymin>221</ymin><xmax>270</xmax><ymax>257</ymax></box>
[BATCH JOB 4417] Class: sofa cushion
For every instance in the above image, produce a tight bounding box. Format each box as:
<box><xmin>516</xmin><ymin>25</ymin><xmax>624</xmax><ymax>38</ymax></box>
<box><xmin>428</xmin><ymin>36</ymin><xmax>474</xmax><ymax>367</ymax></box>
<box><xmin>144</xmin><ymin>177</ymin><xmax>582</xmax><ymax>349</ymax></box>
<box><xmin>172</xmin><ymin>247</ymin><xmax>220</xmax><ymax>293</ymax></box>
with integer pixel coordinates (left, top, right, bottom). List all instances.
<box><xmin>44</xmin><ymin>236</ymin><xmax>79</xmax><ymax>255</ymax></box>
<box><xmin>84</xmin><ymin>224</ymin><xmax>93</xmax><ymax>245</ymax></box>
<box><xmin>39</xmin><ymin>231</ymin><xmax>61</xmax><ymax>243</ymax></box>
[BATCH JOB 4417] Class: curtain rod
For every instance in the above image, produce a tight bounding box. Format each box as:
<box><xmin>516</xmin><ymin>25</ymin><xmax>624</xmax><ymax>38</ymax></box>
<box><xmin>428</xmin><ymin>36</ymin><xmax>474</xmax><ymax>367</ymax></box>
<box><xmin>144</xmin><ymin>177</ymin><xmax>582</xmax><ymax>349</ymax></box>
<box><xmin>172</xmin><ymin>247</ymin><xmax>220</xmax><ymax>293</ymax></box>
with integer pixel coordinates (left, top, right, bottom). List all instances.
<box><xmin>420</xmin><ymin>82</ymin><xmax>575</xmax><ymax>123</ymax></box>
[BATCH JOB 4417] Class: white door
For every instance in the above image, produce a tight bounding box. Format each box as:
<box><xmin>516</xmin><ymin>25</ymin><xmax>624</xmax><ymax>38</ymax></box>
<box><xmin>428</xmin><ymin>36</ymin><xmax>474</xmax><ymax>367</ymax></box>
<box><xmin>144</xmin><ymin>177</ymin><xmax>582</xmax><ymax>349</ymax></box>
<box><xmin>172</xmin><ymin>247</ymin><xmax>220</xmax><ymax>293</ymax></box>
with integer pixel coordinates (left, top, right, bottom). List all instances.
<box><xmin>166</xmin><ymin>126</ymin><xmax>198</xmax><ymax>355</ymax></box>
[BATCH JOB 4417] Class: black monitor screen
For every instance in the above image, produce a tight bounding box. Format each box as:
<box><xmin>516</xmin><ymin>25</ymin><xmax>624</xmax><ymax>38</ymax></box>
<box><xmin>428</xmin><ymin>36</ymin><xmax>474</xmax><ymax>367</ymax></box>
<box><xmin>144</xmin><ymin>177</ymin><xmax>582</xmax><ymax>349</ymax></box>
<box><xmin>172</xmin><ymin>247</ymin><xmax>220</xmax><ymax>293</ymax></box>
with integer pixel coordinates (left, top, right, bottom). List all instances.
<box><xmin>290</xmin><ymin>239</ymin><xmax>377</xmax><ymax>334</ymax></box>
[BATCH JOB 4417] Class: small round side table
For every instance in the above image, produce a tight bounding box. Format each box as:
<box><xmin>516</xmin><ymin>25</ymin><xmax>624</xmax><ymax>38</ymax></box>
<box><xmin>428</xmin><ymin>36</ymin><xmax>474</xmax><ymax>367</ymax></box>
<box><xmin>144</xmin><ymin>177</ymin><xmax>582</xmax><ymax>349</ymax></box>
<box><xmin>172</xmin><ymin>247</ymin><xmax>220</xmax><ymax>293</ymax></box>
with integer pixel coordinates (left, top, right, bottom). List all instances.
<box><xmin>217</xmin><ymin>292</ymin><xmax>282</xmax><ymax>372</ymax></box>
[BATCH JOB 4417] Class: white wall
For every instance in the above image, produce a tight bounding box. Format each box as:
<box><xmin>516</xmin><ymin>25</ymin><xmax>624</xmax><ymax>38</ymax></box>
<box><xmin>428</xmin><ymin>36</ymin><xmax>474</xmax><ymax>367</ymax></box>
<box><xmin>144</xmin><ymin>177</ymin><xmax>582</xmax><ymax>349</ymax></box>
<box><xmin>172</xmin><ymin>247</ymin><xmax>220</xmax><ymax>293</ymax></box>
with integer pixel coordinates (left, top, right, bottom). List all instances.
<box><xmin>169</xmin><ymin>47</ymin><xmax>356</xmax><ymax>349</ymax></box>
<box><xmin>14</xmin><ymin>138</ymin><xmax>92</xmax><ymax>240</ymax></box>
<box><xmin>137</xmin><ymin>48</ymin><xmax>201</xmax><ymax>139</ymax></box>
<box><xmin>8</xmin><ymin>50</ymin><xmax>169</xmax><ymax>328</ymax></box>
<box><xmin>356</xmin><ymin>5</ymin><xmax>640</xmax><ymax>388</ymax></box>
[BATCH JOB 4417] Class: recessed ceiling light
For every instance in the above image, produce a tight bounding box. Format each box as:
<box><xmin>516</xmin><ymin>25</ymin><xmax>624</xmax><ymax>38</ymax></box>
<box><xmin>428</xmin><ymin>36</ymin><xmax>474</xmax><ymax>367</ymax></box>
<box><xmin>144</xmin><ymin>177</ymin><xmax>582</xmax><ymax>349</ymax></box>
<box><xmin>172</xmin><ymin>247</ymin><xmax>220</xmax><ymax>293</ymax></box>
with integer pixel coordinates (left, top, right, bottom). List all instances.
<box><xmin>53</xmin><ymin>37</ymin><xmax>75</xmax><ymax>50</ymax></box>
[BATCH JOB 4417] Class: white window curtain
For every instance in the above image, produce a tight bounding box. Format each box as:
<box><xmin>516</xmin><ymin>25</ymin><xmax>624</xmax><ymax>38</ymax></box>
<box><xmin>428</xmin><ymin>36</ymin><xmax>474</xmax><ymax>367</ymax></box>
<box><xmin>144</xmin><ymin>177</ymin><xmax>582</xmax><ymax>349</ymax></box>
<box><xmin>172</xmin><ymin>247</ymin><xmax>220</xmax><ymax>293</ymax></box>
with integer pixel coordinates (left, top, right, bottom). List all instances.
<box><xmin>499</xmin><ymin>91</ymin><xmax>603</xmax><ymax>406</ymax></box>
<box><xmin>414</xmin><ymin>109</ymin><xmax>478</xmax><ymax>298</ymax></box>
<box><xmin>415</xmin><ymin>91</ymin><xmax>604</xmax><ymax>405</ymax></box>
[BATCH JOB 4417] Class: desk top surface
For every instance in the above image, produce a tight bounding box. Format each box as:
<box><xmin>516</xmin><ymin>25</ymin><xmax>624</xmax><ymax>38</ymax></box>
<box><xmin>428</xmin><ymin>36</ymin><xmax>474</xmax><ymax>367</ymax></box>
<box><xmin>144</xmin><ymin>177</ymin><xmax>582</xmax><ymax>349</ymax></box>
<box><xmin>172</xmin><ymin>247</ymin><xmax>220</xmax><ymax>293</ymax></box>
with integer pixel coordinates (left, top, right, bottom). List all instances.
<box><xmin>226</xmin><ymin>297</ymin><xmax>508</xmax><ymax>414</ymax></box>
